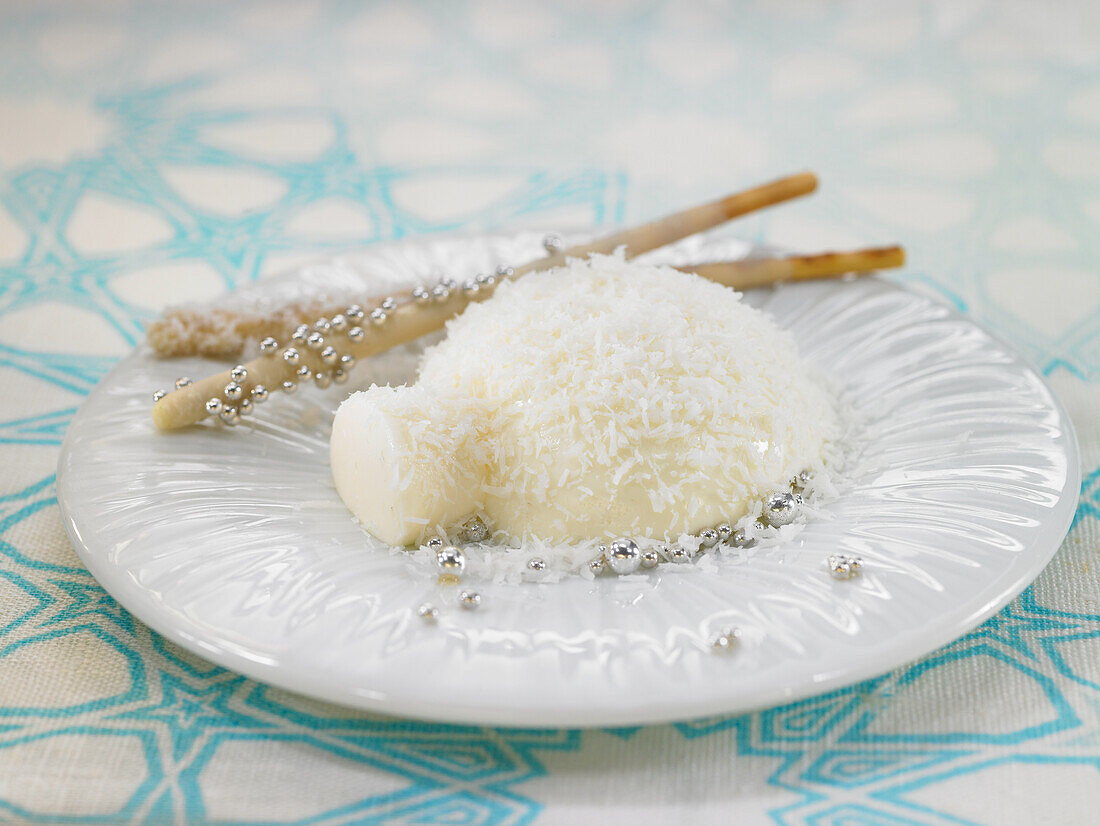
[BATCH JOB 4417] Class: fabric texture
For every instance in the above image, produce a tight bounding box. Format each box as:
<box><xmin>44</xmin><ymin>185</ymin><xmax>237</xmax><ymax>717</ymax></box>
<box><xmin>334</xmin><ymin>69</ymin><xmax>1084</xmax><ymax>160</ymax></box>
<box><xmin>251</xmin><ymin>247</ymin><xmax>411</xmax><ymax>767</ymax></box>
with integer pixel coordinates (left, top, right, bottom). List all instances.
<box><xmin>0</xmin><ymin>1</ymin><xmax>1098</xmax><ymax>823</ymax></box>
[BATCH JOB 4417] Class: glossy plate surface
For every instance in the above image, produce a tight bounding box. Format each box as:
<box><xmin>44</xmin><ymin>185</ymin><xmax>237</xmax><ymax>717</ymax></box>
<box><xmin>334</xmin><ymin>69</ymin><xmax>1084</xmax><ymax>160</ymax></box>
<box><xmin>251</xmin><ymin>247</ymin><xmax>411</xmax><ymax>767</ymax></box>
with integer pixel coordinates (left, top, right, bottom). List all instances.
<box><xmin>57</xmin><ymin>233</ymin><xmax>1080</xmax><ymax>726</ymax></box>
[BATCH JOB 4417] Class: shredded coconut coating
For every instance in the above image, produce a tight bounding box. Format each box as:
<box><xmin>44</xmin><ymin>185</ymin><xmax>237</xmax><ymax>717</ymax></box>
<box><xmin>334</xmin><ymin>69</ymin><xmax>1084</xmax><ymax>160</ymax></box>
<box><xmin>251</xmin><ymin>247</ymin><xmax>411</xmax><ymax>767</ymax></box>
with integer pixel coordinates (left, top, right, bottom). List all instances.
<box><xmin>333</xmin><ymin>253</ymin><xmax>839</xmax><ymax>547</ymax></box>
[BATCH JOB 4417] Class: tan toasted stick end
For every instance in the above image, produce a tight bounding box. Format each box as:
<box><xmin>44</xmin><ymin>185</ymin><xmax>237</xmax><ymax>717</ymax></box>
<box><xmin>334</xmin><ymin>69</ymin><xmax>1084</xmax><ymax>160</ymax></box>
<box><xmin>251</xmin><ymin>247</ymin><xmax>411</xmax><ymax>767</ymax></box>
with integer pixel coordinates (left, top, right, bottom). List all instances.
<box><xmin>686</xmin><ymin>245</ymin><xmax>905</xmax><ymax>290</ymax></box>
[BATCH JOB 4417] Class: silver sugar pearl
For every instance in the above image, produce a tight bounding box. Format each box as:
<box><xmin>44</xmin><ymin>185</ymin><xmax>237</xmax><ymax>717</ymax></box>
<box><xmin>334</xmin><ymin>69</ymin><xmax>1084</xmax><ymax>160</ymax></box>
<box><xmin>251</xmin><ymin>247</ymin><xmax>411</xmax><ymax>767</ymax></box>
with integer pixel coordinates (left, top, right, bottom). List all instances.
<box><xmin>238</xmin><ymin>397</ymin><xmax>253</xmax><ymax>415</ymax></box>
<box><xmin>174</xmin><ymin>376</ymin><xmax>192</xmax><ymax>389</ymax></box>
<box><xmin>459</xmin><ymin>515</ymin><xmax>489</xmax><ymax>543</ymax></box>
<box><xmin>250</xmin><ymin>384</ymin><xmax>268</xmax><ymax>403</ymax></box>
<box><xmin>698</xmin><ymin>528</ymin><xmax>720</xmax><ymax>548</ymax></box>
<box><xmin>527</xmin><ymin>558</ymin><xmax>547</xmax><ymax>572</ymax></box>
<box><xmin>340</xmin><ymin>353</ymin><xmax>355</xmax><ymax>369</ymax></box>
<box><xmin>219</xmin><ymin>406</ymin><xmax>239</xmax><ymax>425</ymax></box>
<box><xmin>717</xmin><ymin>523</ymin><xmax>733</xmax><ymax>542</ymax></box>
<box><xmin>369</xmin><ymin>307</ymin><xmax>387</xmax><ymax>326</ymax></box>
<box><xmin>606</xmin><ymin>537</ymin><xmax>641</xmax><ymax>575</ymax></box>
<box><xmin>543</xmin><ymin>233</ymin><xmax>564</xmax><ymax>254</ymax></box>
<box><xmin>314</xmin><ymin>317</ymin><xmax>331</xmax><ymax>333</ymax></box>
<box><xmin>320</xmin><ymin>346</ymin><xmax>338</xmax><ymax>365</ymax></box>
<box><xmin>345</xmin><ymin>304</ymin><xmax>364</xmax><ymax>322</ymax></box>
<box><xmin>330</xmin><ymin>314</ymin><xmax>347</xmax><ymax>333</ymax></box>
<box><xmin>462</xmin><ymin>279</ymin><xmax>479</xmax><ymax>296</ymax></box>
<box><xmin>282</xmin><ymin>347</ymin><xmax>300</xmax><ymax>365</ymax></box>
<box><xmin>730</xmin><ymin>528</ymin><xmax>754</xmax><ymax>548</ymax></box>
<box><xmin>764</xmin><ymin>491</ymin><xmax>803</xmax><ymax>527</ymax></box>
<box><xmin>495</xmin><ymin>264</ymin><xmax>514</xmax><ymax>278</ymax></box>
<box><xmin>670</xmin><ymin>547</ymin><xmax>691</xmax><ymax>563</ymax></box>
<box><xmin>587</xmin><ymin>557</ymin><xmax>606</xmax><ymax>575</ymax></box>
<box><xmin>205</xmin><ymin>397</ymin><xmax>223</xmax><ymax>416</ymax></box>
<box><xmin>291</xmin><ymin>325</ymin><xmax>309</xmax><ymax>343</ymax></box>
<box><xmin>476</xmin><ymin>272</ymin><xmax>496</xmax><ymax>287</ymax></box>
<box><xmin>710</xmin><ymin>627</ymin><xmax>740</xmax><ymax>652</ymax></box>
<box><xmin>417</xmin><ymin>603</ymin><xmax>438</xmax><ymax>623</ymax></box>
<box><xmin>432</xmin><ymin>284</ymin><xmax>451</xmax><ymax>302</ymax></box>
<box><xmin>333</xmin><ymin>368</ymin><xmax>348</xmax><ymax>384</ymax></box>
<box><xmin>436</xmin><ymin>545</ymin><xmax>466</xmax><ymax>575</ymax></box>
<box><xmin>230</xmin><ymin>365</ymin><xmax>247</xmax><ymax>382</ymax></box>
<box><xmin>152</xmin><ymin>390</ymin><xmax>167</xmax><ymax>403</ymax></box>
<box><xmin>314</xmin><ymin>371</ymin><xmax>332</xmax><ymax>389</ymax></box>
<box><xmin>296</xmin><ymin>366</ymin><xmax>312</xmax><ymax>380</ymax></box>
<box><xmin>641</xmin><ymin>551</ymin><xmax>660</xmax><ymax>569</ymax></box>
<box><xmin>260</xmin><ymin>337</ymin><xmax>279</xmax><ymax>354</ymax></box>
<box><xmin>224</xmin><ymin>382</ymin><xmax>243</xmax><ymax>401</ymax></box>
<box><xmin>307</xmin><ymin>332</ymin><xmax>325</xmax><ymax>350</ymax></box>
<box><xmin>439</xmin><ymin>277</ymin><xmax>457</xmax><ymax>290</ymax></box>
<box><xmin>827</xmin><ymin>554</ymin><xmax>862</xmax><ymax>580</ymax></box>
<box><xmin>413</xmin><ymin>286</ymin><xmax>431</xmax><ymax>304</ymax></box>
<box><xmin>281</xmin><ymin>380</ymin><xmax>297</xmax><ymax>394</ymax></box>
<box><xmin>347</xmin><ymin>326</ymin><xmax>365</xmax><ymax>343</ymax></box>
<box><xmin>459</xmin><ymin>591</ymin><xmax>481</xmax><ymax>610</ymax></box>
<box><xmin>380</xmin><ymin>297</ymin><xmax>397</xmax><ymax>312</ymax></box>
<box><xmin>426</xmin><ymin>537</ymin><xmax>444</xmax><ymax>550</ymax></box>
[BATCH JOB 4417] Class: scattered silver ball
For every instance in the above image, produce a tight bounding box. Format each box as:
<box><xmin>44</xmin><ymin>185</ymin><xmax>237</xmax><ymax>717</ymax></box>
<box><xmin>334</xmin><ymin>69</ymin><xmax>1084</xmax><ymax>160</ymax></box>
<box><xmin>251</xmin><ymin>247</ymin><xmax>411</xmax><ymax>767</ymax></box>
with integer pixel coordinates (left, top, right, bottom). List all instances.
<box><xmin>238</xmin><ymin>397</ymin><xmax>253</xmax><ymax>415</ymax></box>
<box><xmin>281</xmin><ymin>380</ymin><xmax>297</xmax><ymax>394</ymax></box>
<box><xmin>333</xmin><ymin>368</ymin><xmax>348</xmax><ymax>385</ymax></box>
<box><xmin>314</xmin><ymin>371</ymin><xmax>332</xmax><ymax>389</ymax></box>
<box><xmin>764</xmin><ymin>491</ymin><xmax>803</xmax><ymax>527</ymax></box>
<box><xmin>606</xmin><ymin>537</ymin><xmax>642</xmax><ymax>575</ymax></box>
<box><xmin>495</xmin><ymin>264</ymin><xmax>514</xmax><ymax>278</ymax></box>
<box><xmin>250</xmin><ymin>384</ymin><xmax>268</xmax><ymax>403</ymax></box>
<box><xmin>641</xmin><ymin>551</ymin><xmax>660</xmax><ymax>569</ymax></box>
<box><xmin>462</xmin><ymin>279</ymin><xmax>479</xmax><ymax>296</ymax></box>
<box><xmin>152</xmin><ymin>390</ymin><xmax>167</xmax><ymax>403</ymax></box>
<box><xmin>439</xmin><ymin>277</ymin><xmax>457</xmax><ymax>290</ymax></box>
<box><xmin>282</xmin><ymin>347</ymin><xmax>300</xmax><ymax>366</ymax></box>
<box><xmin>426</xmin><ymin>537</ymin><xmax>444</xmax><ymax>550</ymax></box>
<box><xmin>417</xmin><ymin>603</ymin><xmax>438</xmax><ymax>623</ymax></box>
<box><xmin>730</xmin><ymin>528</ymin><xmax>754</xmax><ymax>548</ymax></box>
<box><xmin>698</xmin><ymin>528</ymin><xmax>720</xmax><ymax>549</ymax></box>
<box><xmin>219</xmin><ymin>406</ymin><xmax>239</xmax><ymax>425</ymax></box>
<box><xmin>330</xmin><ymin>314</ymin><xmax>348</xmax><ymax>333</ymax></box>
<box><xmin>369</xmin><ymin>307</ymin><xmax>387</xmax><ymax>326</ymax></box>
<box><xmin>827</xmin><ymin>554</ymin><xmax>862</xmax><ymax>580</ymax></box>
<box><xmin>436</xmin><ymin>545</ymin><xmax>466</xmax><ymax>575</ymax></box>
<box><xmin>587</xmin><ymin>556</ymin><xmax>606</xmax><ymax>575</ymax></box>
<box><xmin>380</xmin><ymin>297</ymin><xmax>397</xmax><ymax>312</ymax></box>
<box><xmin>527</xmin><ymin>558</ymin><xmax>546</xmax><ymax>571</ymax></box>
<box><xmin>296</xmin><ymin>365</ymin><xmax>312</xmax><ymax>381</ymax></box>
<box><xmin>314</xmin><ymin>317</ymin><xmax>332</xmax><ymax>333</ymax></box>
<box><xmin>413</xmin><ymin>286</ymin><xmax>432</xmax><ymax>304</ymax></box>
<box><xmin>347</xmin><ymin>326</ymin><xmax>365</xmax><ymax>343</ymax></box>
<box><xmin>205</xmin><ymin>397</ymin><xmax>223</xmax><ymax>416</ymax></box>
<box><xmin>543</xmin><ymin>233</ymin><xmax>564</xmax><ymax>254</ymax></box>
<box><xmin>174</xmin><ymin>376</ymin><xmax>192</xmax><ymax>389</ymax></box>
<box><xmin>320</xmin><ymin>346</ymin><xmax>338</xmax><ymax>365</ymax></box>
<box><xmin>459</xmin><ymin>591</ymin><xmax>481</xmax><ymax>610</ymax></box>
<box><xmin>476</xmin><ymin>272</ymin><xmax>496</xmax><ymax>288</ymax></box>
<box><xmin>230</xmin><ymin>365</ymin><xmax>247</xmax><ymax>382</ymax></box>
<box><xmin>224</xmin><ymin>382</ymin><xmax>243</xmax><ymax>401</ymax></box>
<box><xmin>670</xmin><ymin>546</ymin><xmax>691</xmax><ymax>563</ymax></box>
<box><xmin>307</xmin><ymin>332</ymin><xmax>325</xmax><ymax>350</ymax></box>
<box><xmin>291</xmin><ymin>325</ymin><xmax>309</xmax><ymax>344</ymax></box>
<box><xmin>344</xmin><ymin>304</ymin><xmax>364</xmax><ymax>322</ymax></box>
<box><xmin>459</xmin><ymin>515</ymin><xmax>489</xmax><ymax>543</ymax></box>
<box><xmin>260</xmin><ymin>337</ymin><xmax>279</xmax><ymax>354</ymax></box>
<box><xmin>717</xmin><ymin>523</ymin><xmax>733</xmax><ymax>542</ymax></box>
<box><xmin>340</xmin><ymin>353</ymin><xmax>355</xmax><ymax>369</ymax></box>
<box><xmin>432</xmin><ymin>284</ymin><xmax>451</xmax><ymax>302</ymax></box>
<box><xmin>710</xmin><ymin>627</ymin><xmax>740</xmax><ymax>652</ymax></box>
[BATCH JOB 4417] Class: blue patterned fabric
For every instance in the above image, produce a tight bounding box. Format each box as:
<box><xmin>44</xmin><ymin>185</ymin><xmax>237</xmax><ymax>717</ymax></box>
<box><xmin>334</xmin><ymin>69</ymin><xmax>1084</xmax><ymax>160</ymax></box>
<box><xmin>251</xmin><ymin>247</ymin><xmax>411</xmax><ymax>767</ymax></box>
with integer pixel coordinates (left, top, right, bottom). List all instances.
<box><xmin>0</xmin><ymin>1</ymin><xmax>1098</xmax><ymax>823</ymax></box>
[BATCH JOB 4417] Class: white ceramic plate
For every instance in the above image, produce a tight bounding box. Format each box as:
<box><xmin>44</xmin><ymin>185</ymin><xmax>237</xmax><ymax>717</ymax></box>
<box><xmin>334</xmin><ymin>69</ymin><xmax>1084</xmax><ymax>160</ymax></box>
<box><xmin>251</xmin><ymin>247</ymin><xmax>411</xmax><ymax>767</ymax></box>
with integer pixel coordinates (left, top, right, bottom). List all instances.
<box><xmin>57</xmin><ymin>233</ymin><xmax>1080</xmax><ymax>727</ymax></box>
